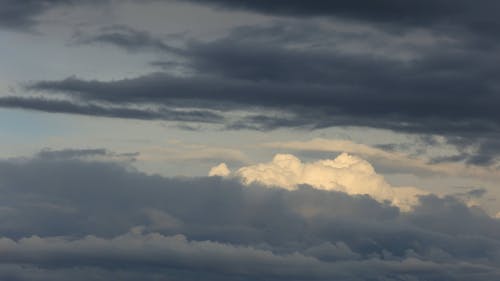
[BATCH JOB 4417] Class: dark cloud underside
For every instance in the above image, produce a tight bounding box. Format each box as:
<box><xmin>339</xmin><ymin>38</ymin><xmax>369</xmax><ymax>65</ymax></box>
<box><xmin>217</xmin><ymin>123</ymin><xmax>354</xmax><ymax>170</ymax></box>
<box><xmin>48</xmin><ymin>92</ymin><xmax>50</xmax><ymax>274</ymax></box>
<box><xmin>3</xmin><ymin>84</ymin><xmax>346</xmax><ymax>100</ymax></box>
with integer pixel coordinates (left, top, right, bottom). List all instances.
<box><xmin>22</xmin><ymin>25</ymin><xmax>500</xmax><ymax>135</ymax></box>
<box><xmin>0</xmin><ymin>154</ymin><xmax>499</xmax><ymax>280</ymax></box>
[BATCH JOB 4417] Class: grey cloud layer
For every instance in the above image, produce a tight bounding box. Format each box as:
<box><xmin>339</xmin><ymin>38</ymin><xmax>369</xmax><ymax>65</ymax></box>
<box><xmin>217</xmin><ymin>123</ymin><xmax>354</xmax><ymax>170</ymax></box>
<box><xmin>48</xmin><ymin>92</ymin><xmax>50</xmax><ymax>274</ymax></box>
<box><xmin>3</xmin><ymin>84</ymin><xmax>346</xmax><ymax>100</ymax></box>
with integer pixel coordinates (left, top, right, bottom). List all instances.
<box><xmin>71</xmin><ymin>25</ymin><xmax>185</xmax><ymax>54</ymax></box>
<box><xmin>2</xmin><ymin>1</ymin><xmax>500</xmax><ymax>164</ymax></box>
<box><xmin>22</xmin><ymin>22</ymin><xmax>500</xmax><ymax>134</ymax></box>
<box><xmin>0</xmin><ymin>0</ymin><xmax>104</xmax><ymax>31</ymax></box>
<box><xmin>1</xmin><ymin>1</ymin><xmax>498</xmax><ymax>135</ymax></box>
<box><xmin>5</xmin><ymin>17</ymin><xmax>500</xmax><ymax>164</ymax></box>
<box><xmin>4</xmin><ymin>0</ymin><xmax>500</xmax><ymax>35</ymax></box>
<box><xmin>3</xmin><ymin>0</ymin><xmax>500</xmax><ymax>163</ymax></box>
<box><xmin>0</xmin><ymin>0</ymin><xmax>66</xmax><ymax>30</ymax></box>
<box><xmin>190</xmin><ymin>0</ymin><xmax>500</xmax><ymax>36</ymax></box>
<box><xmin>0</xmin><ymin>96</ymin><xmax>224</xmax><ymax>123</ymax></box>
<box><xmin>0</xmin><ymin>152</ymin><xmax>500</xmax><ymax>280</ymax></box>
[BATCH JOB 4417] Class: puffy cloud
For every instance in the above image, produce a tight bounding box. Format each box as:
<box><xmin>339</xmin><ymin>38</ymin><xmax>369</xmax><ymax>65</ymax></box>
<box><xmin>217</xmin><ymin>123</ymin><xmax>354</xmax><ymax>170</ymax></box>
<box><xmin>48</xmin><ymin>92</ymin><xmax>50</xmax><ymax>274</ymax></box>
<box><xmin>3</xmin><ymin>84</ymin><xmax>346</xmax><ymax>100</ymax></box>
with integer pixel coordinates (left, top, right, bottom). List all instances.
<box><xmin>208</xmin><ymin>163</ymin><xmax>231</xmax><ymax>177</ymax></box>
<box><xmin>213</xmin><ymin>153</ymin><xmax>428</xmax><ymax>210</ymax></box>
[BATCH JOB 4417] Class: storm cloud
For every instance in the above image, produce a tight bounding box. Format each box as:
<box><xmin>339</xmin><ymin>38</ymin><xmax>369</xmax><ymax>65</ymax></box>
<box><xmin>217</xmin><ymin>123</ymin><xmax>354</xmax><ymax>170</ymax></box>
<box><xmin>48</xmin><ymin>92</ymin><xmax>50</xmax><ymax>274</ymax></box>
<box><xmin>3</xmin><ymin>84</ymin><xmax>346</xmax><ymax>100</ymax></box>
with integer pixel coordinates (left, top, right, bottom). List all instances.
<box><xmin>0</xmin><ymin>152</ymin><xmax>499</xmax><ymax>280</ymax></box>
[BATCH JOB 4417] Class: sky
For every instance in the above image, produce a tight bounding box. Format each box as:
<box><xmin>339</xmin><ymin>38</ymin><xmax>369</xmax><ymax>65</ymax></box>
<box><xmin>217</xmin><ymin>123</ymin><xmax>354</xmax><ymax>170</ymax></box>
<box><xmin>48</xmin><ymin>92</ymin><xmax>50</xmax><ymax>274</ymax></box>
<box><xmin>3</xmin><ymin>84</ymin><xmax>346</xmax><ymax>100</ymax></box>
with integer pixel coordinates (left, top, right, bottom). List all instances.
<box><xmin>1</xmin><ymin>0</ymin><xmax>500</xmax><ymax>280</ymax></box>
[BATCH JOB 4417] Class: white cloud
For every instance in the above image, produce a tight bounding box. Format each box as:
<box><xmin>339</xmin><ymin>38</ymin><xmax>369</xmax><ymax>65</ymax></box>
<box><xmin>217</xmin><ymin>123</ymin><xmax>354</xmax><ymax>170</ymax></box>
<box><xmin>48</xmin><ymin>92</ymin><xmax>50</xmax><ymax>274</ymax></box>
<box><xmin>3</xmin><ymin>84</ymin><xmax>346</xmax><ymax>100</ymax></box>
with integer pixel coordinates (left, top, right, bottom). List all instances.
<box><xmin>211</xmin><ymin>153</ymin><xmax>428</xmax><ymax>211</ymax></box>
<box><xmin>208</xmin><ymin>163</ymin><xmax>231</xmax><ymax>177</ymax></box>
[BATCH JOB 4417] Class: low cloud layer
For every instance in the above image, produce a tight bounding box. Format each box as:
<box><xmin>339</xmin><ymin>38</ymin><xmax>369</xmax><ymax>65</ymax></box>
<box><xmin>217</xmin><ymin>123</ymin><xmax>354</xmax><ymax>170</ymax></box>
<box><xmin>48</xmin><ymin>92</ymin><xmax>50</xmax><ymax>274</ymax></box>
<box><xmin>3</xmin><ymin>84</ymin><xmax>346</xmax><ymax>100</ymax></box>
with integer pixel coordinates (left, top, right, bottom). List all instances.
<box><xmin>1</xmin><ymin>151</ymin><xmax>499</xmax><ymax>280</ymax></box>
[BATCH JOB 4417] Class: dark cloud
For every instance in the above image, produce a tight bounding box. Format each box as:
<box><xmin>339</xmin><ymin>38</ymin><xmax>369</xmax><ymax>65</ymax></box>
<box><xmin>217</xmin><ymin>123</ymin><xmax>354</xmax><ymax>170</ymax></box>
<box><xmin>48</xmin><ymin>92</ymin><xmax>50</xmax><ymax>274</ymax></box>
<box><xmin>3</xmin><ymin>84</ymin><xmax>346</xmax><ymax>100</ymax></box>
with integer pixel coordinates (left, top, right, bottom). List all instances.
<box><xmin>24</xmin><ymin>32</ymin><xmax>500</xmax><ymax>134</ymax></box>
<box><xmin>37</xmin><ymin>148</ymin><xmax>107</xmax><ymax>159</ymax></box>
<box><xmin>35</xmin><ymin>148</ymin><xmax>140</xmax><ymax>161</ymax></box>
<box><xmin>429</xmin><ymin>137</ymin><xmax>500</xmax><ymax>166</ymax></box>
<box><xmin>18</xmin><ymin>21</ymin><xmax>499</xmax><ymax>126</ymax></box>
<box><xmin>0</xmin><ymin>0</ymin><xmax>64</xmax><ymax>30</ymax></box>
<box><xmin>0</xmin><ymin>0</ymin><xmax>104</xmax><ymax>31</ymax></box>
<box><xmin>10</xmin><ymin>20</ymin><xmax>498</xmax><ymax>163</ymax></box>
<box><xmin>71</xmin><ymin>25</ymin><xmax>184</xmax><ymax>54</ymax></box>
<box><xmin>4</xmin><ymin>4</ymin><xmax>500</xmax><ymax>163</ymax></box>
<box><xmin>189</xmin><ymin>0</ymin><xmax>500</xmax><ymax>37</ymax></box>
<box><xmin>451</xmin><ymin>188</ymin><xmax>488</xmax><ymax>205</ymax></box>
<box><xmin>0</xmin><ymin>153</ymin><xmax>499</xmax><ymax>280</ymax></box>
<box><xmin>0</xmin><ymin>96</ymin><xmax>224</xmax><ymax>123</ymax></box>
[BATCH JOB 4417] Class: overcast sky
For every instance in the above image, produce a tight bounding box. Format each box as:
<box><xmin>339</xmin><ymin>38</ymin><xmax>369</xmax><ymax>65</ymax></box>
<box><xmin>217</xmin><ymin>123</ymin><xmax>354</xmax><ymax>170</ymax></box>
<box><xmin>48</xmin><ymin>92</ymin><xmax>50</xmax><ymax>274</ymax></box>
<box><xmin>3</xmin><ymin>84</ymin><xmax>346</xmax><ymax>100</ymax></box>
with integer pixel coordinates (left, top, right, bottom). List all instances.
<box><xmin>1</xmin><ymin>1</ymin><xmax>500</xmax><ymax>280</ymax></box>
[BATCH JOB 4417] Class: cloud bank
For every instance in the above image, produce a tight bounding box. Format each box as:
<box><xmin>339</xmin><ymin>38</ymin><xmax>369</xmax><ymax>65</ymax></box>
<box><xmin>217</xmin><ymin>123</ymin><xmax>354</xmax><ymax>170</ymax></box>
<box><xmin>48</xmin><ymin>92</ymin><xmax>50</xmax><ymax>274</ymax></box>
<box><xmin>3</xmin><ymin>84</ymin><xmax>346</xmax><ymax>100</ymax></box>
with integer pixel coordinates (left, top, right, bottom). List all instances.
<box><xmin>1</xmin><ymin>151</ymin><xmax>499</xmax><ymax>280</ymax></box>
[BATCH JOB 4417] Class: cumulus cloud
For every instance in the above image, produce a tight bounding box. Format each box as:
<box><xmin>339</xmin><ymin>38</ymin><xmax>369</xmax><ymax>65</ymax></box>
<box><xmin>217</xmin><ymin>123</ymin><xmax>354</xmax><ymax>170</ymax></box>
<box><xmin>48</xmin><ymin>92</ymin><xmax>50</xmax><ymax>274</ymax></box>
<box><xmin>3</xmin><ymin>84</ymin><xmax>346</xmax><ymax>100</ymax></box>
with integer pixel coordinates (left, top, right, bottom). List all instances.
<box><xmin>208</xmin><ymin>162</ymin><xmax>231</xmax><ymax>177</ymax></box>
<box><xmin>212</xmin><ymin>153</ymin><xmax>427</xmax><ymax>210</ymax></box>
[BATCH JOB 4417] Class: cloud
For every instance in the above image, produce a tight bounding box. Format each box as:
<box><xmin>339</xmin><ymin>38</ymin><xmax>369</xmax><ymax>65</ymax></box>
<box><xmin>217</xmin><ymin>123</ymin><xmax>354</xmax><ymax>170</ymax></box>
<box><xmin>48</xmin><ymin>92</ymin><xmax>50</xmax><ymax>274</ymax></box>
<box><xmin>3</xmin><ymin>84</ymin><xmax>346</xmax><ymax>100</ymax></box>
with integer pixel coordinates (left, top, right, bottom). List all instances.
<box><xmin>3</xmin><ymin>1</ymin><xmax>500</xmax><ymax>167</ymax></box>
<box><xmin>0</xmin><ymin>96</ymin><xmax>224</xmax><ymax>123</ymax></box>
<box><xmin>214</xmin><ymin>153</ymin><xmax>427</xmax><ymax>211</ymax></box>
<box><xmin>37</xmin><ymin>148</ymin><xmax>108</xmax><ymax>159</ymax></box>
<box><xmin>208</xmin><ymin>163</ymin><xmax>231</xmax><ymax>176</ymax></box>
<box><xmin>0</xmin><ymin>0</ymin><xmax>105</xmax><ymax>31</ymax></box>
<box><xmin>2</xmin><ymin>229</ymin><xmax>500</xmax><ymax>281</ymax></box>
<box><xmin>0</xmin><ymin>0</ymin><xmax>64</xmax><ymax>30</ymax></box>
<box><xmin>34</xmin><ymin>148</ymin><xmax>139</xmax><ymax>163</ymax></box>
<box><xmin>0</xmin><ymin>230</ymin><xmax>328</xmax><ymax>277</ymax></box>
<box><xmin>1</xmin><ymin>151</ymin><xmax>500</xmax><ymax>280</ymax></box>
<box><xmin>262</xmin><ymin>138</ymin><xmax>500</xmax><ymax>180</ymax></box>
<box><xmin>188</xmin><ymin>0</ymin><xmax>500</xmax><ymax>37</ymax></box>
<box><xmin>16</xmin><ymin>21</ymin><xmax>500</xmax><ymax>140</ymax></box>
<box><xmin>71</xmin><ymin>25</ymin><xmax>184</xmax><ymax>54</ymax></box>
